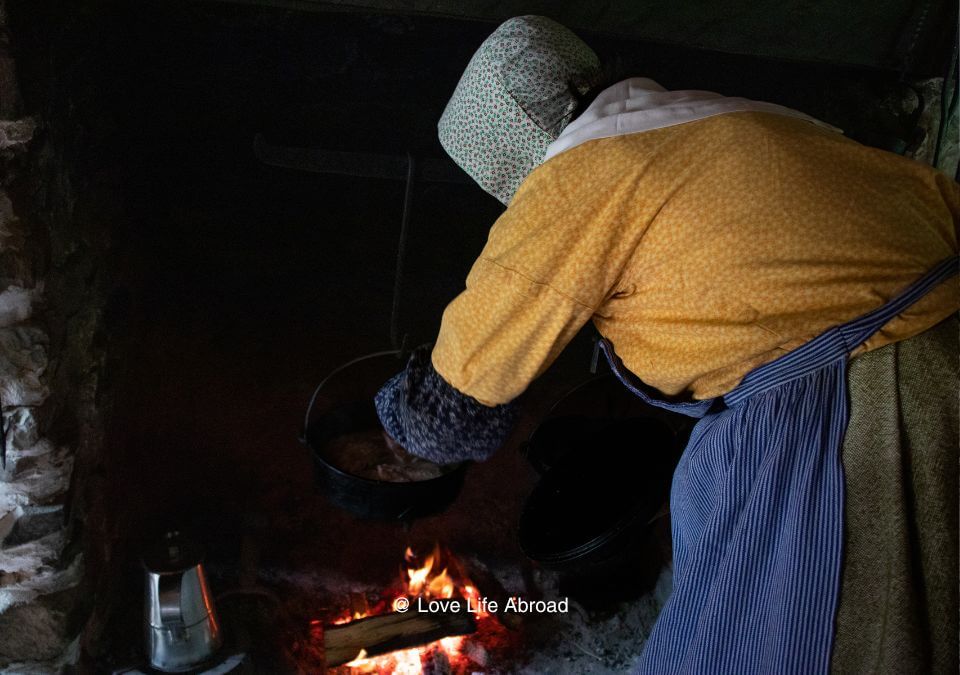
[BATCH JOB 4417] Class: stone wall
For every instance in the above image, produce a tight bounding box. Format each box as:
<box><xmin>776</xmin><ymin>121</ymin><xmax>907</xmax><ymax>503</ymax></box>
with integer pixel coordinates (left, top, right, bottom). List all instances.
<box><xmin>910</xmin><ymin>76</ymin><xmax>960</xmax><ymax>176</ymax></box>
<box><xmin>0</xmin><ymin>1</ymin><xmax>115</xmax><ymax>670</ymax></box>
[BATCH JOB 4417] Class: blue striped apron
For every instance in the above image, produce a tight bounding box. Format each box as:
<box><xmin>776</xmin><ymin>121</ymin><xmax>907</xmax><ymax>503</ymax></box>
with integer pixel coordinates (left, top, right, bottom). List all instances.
<box><xmin>599</xmin><ymin>256</ymin><xmax>958</xmax><ymax>674</ymax></box>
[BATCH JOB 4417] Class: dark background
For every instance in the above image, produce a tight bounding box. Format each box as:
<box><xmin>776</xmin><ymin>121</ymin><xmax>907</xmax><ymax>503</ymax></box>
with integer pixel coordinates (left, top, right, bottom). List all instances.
<box><xmin>5</xmin><ymin>0</ymin><xmax>956</xmax><ymax>667</ymax></box>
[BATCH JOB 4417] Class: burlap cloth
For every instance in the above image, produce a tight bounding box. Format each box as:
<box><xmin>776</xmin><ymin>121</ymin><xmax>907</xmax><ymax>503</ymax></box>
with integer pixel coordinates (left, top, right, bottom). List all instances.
<box><xmin>832</xmin><ymin>314</ymin><xmax>959</xmax><ymax>673</ymax></box>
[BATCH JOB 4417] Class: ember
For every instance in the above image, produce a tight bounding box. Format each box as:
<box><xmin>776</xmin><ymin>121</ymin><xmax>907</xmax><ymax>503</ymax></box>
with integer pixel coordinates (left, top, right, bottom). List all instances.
<box><xmin>319</xmin><ymin>544</ymin><xmax>515</xmax><ymax>673</ymax></box>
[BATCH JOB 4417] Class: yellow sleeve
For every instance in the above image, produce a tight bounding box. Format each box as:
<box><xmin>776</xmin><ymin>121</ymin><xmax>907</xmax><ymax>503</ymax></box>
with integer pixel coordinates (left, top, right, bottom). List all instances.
<box><xmin>431</xmin><ymin>145</ymin><xmax>651</xmax><ymax>405</ymax></box>
<box><xmin>432</xmin><ymin>257</ymin><xmax>595</xmax><ymax>405</ymax></box>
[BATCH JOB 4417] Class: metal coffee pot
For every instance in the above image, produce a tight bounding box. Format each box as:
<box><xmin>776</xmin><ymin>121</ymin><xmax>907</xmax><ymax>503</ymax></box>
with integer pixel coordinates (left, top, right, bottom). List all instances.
<box><xmin>143</xmin><ymin>530</ymin><xmax>223</xmax><ymax>672</ymax></box>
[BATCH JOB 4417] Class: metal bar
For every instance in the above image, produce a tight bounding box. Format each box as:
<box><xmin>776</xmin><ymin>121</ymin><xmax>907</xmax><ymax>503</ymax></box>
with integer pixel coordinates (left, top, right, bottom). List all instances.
<box><xmin>253</xmin><ymin>134</ymin><xmax>471</xmax><ymax>184</ymax></box>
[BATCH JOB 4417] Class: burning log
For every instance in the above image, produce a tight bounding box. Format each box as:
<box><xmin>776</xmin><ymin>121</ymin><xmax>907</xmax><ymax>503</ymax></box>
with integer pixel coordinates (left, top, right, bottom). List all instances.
<box><xmin>455</xmin><ymin>556</ymin><xmax>525</xmax><ymax>631</ymax></box>
<box><xmin>324</xmin><ymin>608</ymin><xmax>477</xmax><ymax>667</ymax></box>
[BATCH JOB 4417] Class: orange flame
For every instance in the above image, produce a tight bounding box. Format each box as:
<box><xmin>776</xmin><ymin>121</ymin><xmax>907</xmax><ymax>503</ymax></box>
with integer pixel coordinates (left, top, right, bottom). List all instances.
<box><xmin>404</xmin><ymin>544</ymin><xmax>457</xmax><ymax>600</ymax></box>
<box><xmin>344</xmin><ymin>649</ymin><xmax>369</xmax><ymax>667</ymax></box>
<box><xmin>328</xmin><ymin>543</ymin><xmax>492</xmax><ymax>673</ymax></box>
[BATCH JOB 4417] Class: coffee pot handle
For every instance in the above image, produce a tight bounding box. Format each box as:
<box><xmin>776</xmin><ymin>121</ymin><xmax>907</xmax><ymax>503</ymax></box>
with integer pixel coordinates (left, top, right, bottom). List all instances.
<box><xmin>158</xmin><ymin>574</ymin><xmax>183</xmax><ymax>626</ymax></box>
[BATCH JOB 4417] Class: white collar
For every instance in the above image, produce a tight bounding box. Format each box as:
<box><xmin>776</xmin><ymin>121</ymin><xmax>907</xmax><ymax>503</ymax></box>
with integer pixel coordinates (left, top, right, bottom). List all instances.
<box><xmin>545</xmin><ymin>78</ymin><xmax>841</xmax><ymax>161</ymax></box>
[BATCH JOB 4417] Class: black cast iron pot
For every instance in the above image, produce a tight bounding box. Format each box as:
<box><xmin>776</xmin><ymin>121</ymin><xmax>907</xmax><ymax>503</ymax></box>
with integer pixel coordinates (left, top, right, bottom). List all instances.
<box><xmin>301</xmin><ymin>351</ymin><xmax>469</xmax><ymax>521</ymax></box>
<box><xmin>518</xmin><ymin>375</ymin><xmax>688</xmax><ymax>573</ymax></box>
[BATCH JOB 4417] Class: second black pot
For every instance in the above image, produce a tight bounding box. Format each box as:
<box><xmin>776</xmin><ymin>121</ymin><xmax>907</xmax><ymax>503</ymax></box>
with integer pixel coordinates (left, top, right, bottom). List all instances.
<box><xmin>519</xmin><ymin>414</ymin><xmax>679</xmax><ymax>572</ymax></box>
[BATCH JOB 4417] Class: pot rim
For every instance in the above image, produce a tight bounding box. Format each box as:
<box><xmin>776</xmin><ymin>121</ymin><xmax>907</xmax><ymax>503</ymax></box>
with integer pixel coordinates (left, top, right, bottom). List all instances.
<box><xmin>308</xmin><ymin>433</ymin><xmax>469</xmax><ymax>488</ymax></box>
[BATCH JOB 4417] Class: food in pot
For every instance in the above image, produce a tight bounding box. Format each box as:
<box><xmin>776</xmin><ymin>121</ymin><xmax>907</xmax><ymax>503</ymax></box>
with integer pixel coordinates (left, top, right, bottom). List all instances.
<box><xmin>323</xmin><ymin>429</ymin><xmax>447</xmax><ymax>482</ymax></box>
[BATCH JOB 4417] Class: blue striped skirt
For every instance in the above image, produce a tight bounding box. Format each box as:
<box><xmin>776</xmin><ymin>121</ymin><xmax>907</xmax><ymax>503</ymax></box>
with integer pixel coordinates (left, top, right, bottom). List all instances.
<box><xmin>600</xmin><ymin>256</ymin><xmax>958</xmax><ymax>674</ymax></box>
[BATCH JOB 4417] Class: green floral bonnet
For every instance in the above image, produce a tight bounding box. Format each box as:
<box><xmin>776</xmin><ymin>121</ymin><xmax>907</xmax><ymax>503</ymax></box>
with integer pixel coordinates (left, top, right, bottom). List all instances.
<box><xmin>438</xmin><ymin>16</ymin><xmax>600</xmax><ymax>204</ymax></box>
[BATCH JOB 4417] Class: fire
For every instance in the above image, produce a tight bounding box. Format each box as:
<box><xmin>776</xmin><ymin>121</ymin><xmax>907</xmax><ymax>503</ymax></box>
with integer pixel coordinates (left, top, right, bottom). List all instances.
<box><xmin>345</xmin><ymin>649</ymin><xmax>369</xmax><ymax>667</ymax></box>
<box><xmin>402</xmin><ymin>545</ymin><xmax>462</xmax><ymax>605</ymax></box>
<box><xmin>326</xmin><ymin>543</ymin><xmax>496</xmax><ymax>674</ymax></box>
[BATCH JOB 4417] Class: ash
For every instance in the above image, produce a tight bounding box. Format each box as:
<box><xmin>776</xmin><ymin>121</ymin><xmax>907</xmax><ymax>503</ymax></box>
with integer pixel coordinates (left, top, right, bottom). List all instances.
<box><xmin>489</xmin><ymin>561</ymin><xmax>673</xmax><ymax>674</ymax></box>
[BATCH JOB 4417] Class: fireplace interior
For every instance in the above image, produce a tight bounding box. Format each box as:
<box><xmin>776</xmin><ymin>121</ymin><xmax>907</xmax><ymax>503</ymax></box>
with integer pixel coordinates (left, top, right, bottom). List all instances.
<box><xmin>0</xmin><ymin>1</ymin><xmax>956</xmax><ymax>672</ymax></box>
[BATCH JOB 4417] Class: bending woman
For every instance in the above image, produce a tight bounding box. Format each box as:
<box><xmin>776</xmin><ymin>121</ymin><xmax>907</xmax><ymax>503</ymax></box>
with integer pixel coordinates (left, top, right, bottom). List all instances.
<box><xmin>373</xmin><ymin>16</ymin><xmax>959</xmax><ymax>673</ymax></box>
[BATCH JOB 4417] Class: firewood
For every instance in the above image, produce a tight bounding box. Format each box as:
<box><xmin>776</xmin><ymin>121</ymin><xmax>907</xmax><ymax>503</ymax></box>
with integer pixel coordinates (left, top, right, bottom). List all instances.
<box><xmin>457</xmin><ymin>556</ymin><xmax>524</xmax><ymax>631</ymax></box>
<box><xmin>324</xmin><ymin>608</ymin><xmax>476</xmax><ymax>667</ymax></box>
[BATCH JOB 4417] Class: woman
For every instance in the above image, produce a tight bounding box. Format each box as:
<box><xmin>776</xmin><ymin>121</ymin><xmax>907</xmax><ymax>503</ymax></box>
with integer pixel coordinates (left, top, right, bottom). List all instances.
<box><xmin>374</xmin><ymin>16</ymin><xmax>959</xmax><ymax>673</ymax></box>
